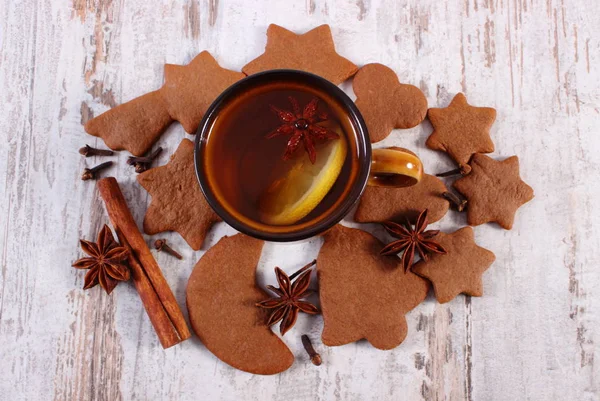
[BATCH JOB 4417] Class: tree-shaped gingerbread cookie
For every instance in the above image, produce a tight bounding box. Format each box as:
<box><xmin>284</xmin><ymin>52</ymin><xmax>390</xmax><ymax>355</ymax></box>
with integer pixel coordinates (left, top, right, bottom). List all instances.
<box><xmin>317</xmin><ymin>225</ymin><xmax>429</xmax><ymax>350</ymax></box>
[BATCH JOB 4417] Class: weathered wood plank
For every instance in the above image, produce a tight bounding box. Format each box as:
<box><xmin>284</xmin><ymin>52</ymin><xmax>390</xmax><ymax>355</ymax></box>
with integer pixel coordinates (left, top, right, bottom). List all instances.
<box><xmin>0</xmin><ymin>0</ymin><xmax>598</xmax><ymax>399</ymax></box>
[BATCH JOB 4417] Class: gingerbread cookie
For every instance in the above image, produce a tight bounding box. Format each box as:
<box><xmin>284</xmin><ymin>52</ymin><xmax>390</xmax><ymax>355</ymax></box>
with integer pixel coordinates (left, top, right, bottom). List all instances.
<box><xmin>85</xmin><ymin>52</ymin><xmax>244</xmax><ymax>156</ymax></box>
<box><xmin>355</xmin><ymin>173</ymin><xmax>449</xmax><ymax>224</ymax></box>
<box><xmin>453</xmin><ymin>154</ymin><xmax>534</xmax><ymax>229</ymax></box>
<box><xmin>186</xmin><ymin>234</ymin><xmax>294</xmax><ymax>375</ymax></box>
<box><xmin>353</xmin><ymin>63</ymin><xmax>427</xmax><ymax>143</ymax></box>
<box><xmin>317</xmin><ymin>225</ymin><xmax>429</xmax><ymax>350</ymax></box>
<box><xmin>412</xmin><ymin>227</ymin><xmax>495</xmax><ymax>303</ymax></box>
<box><xmin>161</xmin><ymin>51</ymin><xmax>246</xmax><ymax>134</ymax></box>
<box><xmin>84</xmin><ymin>90</ymin><xmax>172</xmax><ymax>157</ymax></box>
<box><xmin>137</xmin><ymin>139</ymin><xmax>220</xmax><ymax>250</ymax></box>
<box><xmin>426</xmin><ymin>93</ymin><xmax>496</xmax><ymax>172</ymax></box>
<box><xmin>243</xmin><ymin>24</ymin><xmax>358</xmax><ymax>85</ymax></box>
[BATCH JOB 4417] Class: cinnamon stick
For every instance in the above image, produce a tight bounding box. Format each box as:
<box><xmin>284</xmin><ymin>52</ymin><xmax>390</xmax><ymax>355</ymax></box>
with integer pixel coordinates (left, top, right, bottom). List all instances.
<box><xmin>97</xmin><ymin>177</ymin><xmax>191</xmax><ymax>347</ymax></box>
<box><xmin>117</xmin><ymin>234</ymin><xmax>181</xmax><ymax>348</ymax></box>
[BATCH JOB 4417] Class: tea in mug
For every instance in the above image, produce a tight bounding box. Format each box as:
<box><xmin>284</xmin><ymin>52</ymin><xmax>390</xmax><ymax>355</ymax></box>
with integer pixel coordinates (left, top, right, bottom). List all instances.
<box><xmin>202</xmin><ymin>80</ymin><xmax>361</xmax><ymax>230</ymax></box>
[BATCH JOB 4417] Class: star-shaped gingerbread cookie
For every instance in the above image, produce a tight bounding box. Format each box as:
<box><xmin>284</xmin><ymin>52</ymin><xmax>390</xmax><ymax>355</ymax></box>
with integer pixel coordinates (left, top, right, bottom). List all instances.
<box><xmin>426</xmin><ymin>93</ymin><xmax>496</xmax><ymax>172</ymax></box>
<box><xmin>412</xmin><ymin>227</ymin><xmax>495</xmax><ymax>304</ymax></box>
<box><xmin>137</xmin><ymin>139</ymin><xmax>220</xmax><ymax>250</ymax></box>
<box><xmin>453</xmin><ymin>154</ymin><xmax>534</xmax><ymax>229</ymax></box>
<box><xmin>85</xmin><ymin>52</ymin><xmax>244</xmax><ymax>156</ymax></box>
<box><xmin>160</xmin><ymin>51</ymin><xmax>245</xmax><ymax>134</ymax></box>
<box><xmin>353</xmin><ymin>63</ymin><xmax>428</xmax><ymax>143</ymax></box>
<box><xmin>317</xmin><ymin>225</ymin><xmax>429</xmax><ymax>350</ymax></box>
<box><xmin>242</xmin><ymin>24</ymin><xmax>358</xmax><ymax>85</ymax></box>
<box><xmin>355</xmin><ymin>173</ymin><xmax>449</xmax><ymax>224</ymax></box>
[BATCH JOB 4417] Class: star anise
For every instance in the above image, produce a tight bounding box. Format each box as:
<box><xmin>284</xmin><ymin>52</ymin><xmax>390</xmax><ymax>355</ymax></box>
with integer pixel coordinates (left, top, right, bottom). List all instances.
<box><xmin>380</xmin><ymin>209</ymin><xmax>447</xmax><ymax>272</ymax></box>
<box><xmin>267</xmin><ymin>96</ymin><xmax>339</xmax><ymax>164</ymax></box>
<box><xmin>256</xmin><ymin>260</ymin><xmax>319</xmax><ymax>336</ymax></box>
<box><xmin>72</xmin><ymin>224</ymin><xmax>130</xmax><ymax>294</ymax></box>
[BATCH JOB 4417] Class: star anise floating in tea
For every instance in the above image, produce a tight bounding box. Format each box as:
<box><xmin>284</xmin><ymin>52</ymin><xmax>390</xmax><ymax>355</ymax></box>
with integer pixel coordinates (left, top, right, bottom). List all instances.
<box><xmin>380</xmin><ymin>209</ymin><xmax>447</xmax><ymax>272</ymax></box>
<box><xmin>256</xmin><ymin>260</ymin><xmax>319</xmax><ymax>336</ymax></box>
<box><xmin>72</xmin><ymin>224</ymin><xmax>131</xmax><ymax>294</ymax></box>
<box><xmin>267</xmin><ymin>96</ymin><xmax>339</xmax><ymax>164</ymax></box>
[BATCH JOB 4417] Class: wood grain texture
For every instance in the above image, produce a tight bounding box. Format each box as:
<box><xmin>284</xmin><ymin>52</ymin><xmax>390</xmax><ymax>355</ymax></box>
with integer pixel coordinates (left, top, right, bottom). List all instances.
<box><xmin>0</xmin><ymin>0</ymin><xmax>598</xmax><ymax>400</ymax></box>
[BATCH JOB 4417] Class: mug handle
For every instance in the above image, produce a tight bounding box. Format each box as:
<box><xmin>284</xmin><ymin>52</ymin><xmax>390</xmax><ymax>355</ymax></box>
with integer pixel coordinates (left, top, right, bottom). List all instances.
<box><xmin>368</xmin><ymin>147</ymin><xmax>423</xmax><ymax>188</ymax></box>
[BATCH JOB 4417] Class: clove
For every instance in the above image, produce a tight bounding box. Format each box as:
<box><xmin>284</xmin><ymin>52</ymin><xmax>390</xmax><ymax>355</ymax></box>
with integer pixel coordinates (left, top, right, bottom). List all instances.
<box><xmin>127</xmin><ymin>147</ymin><xmax>163</xmax><ymax>173</ymax></box>
<box><xmin>301</xmin><ymin>335</ymin><xmax>322</xmax><ymax>366</ymax></box>
<box><xmin>154</xmin><ymin>239</ymin><xmax>183</xmax><ymax>260</ymax></box>
<box><xmin>442</xmin><ymin>191</ymin><xmax>468</xmax><ymax>212</ymax></box>
<box><xmin>79</xmin><ymin>144</ymin><xmax>114</xmax><ymax>157</ymax></box>
<box><xmin>81</xmin><ymin>161</ymin><xmax>113</xmax><ymax>181</ymax></box>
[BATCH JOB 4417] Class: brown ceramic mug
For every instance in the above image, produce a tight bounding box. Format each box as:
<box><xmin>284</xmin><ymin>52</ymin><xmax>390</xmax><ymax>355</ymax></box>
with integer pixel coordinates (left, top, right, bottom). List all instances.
<box><xmin>194</xmin><ymin>70</ymin><xmax>422</xmax><ymax>242</ymax></box>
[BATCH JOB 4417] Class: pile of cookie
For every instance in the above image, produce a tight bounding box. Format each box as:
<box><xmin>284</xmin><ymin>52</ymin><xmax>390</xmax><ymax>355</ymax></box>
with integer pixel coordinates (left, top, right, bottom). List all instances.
<box><xmin>80</xmin><ymin>24</ymin><xmax>533</xmax><ymax>374</ymax></box>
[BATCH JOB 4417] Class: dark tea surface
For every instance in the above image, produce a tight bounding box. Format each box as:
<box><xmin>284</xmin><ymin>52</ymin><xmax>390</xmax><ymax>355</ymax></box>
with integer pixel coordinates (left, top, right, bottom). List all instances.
<box><xmin>203</xmin><ymin>80</ymin><xmax>360</xmax><ymax>231</ymax></box>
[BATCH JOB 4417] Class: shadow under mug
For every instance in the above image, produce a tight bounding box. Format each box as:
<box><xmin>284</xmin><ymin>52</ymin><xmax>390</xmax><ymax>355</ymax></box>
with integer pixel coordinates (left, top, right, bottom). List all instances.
<box><xmin>194</xmin><ymin>70</ymin><xmax>423</xmax><ymax>242</ymax></box>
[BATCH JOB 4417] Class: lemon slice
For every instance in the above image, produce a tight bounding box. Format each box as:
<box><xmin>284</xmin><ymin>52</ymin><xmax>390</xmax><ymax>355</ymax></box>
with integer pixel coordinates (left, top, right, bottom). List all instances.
<box><xmin>259</xmin><ymin>135</ymin><xmax>347</xmax><ymax>226</ymax></box>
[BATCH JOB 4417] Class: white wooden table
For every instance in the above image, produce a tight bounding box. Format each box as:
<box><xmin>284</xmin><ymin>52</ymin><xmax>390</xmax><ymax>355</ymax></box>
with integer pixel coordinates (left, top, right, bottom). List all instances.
<box><xmin>1</xmin><ymin>1</ymin><xmax>599</xmax><ymax>400</ymax></box>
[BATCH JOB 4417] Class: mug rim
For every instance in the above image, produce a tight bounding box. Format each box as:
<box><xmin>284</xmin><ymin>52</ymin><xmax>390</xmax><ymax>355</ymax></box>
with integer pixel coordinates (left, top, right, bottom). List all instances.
<box><xmin>194</xmin><ymin>69</ymin><xmax>371</xmax><ymax>242</ymax></box>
